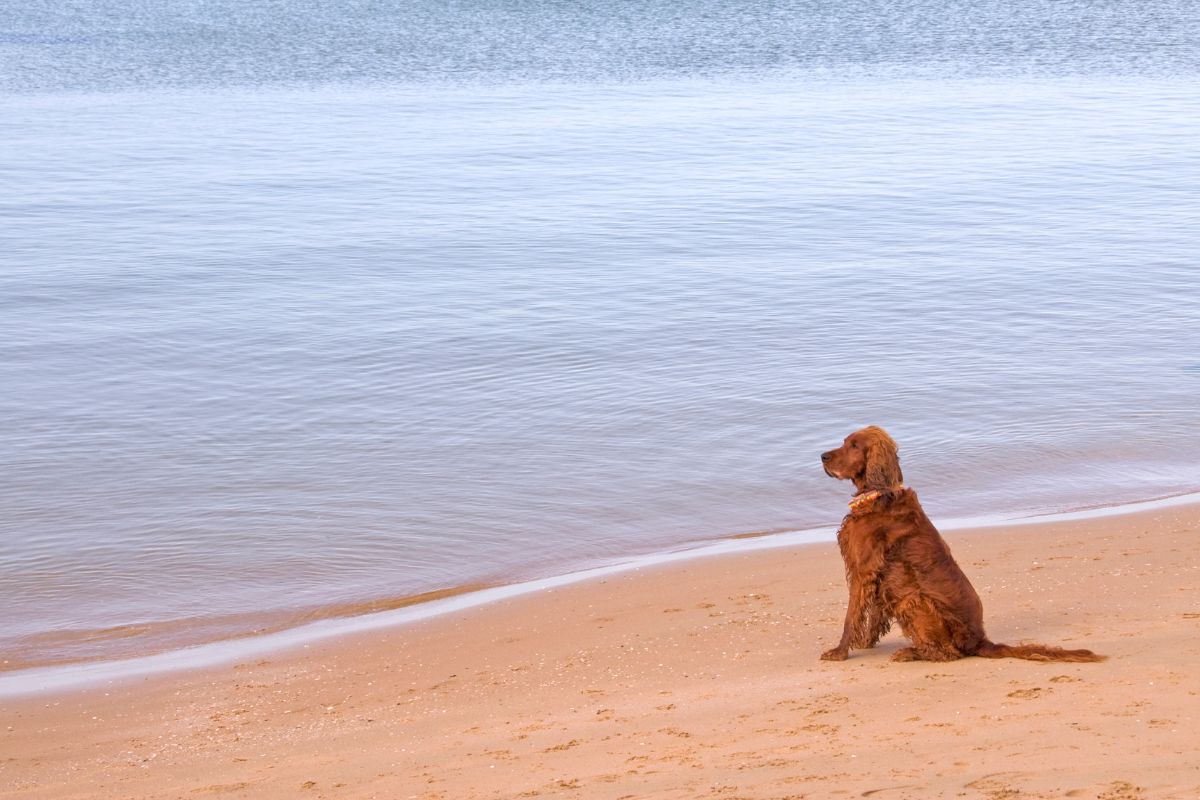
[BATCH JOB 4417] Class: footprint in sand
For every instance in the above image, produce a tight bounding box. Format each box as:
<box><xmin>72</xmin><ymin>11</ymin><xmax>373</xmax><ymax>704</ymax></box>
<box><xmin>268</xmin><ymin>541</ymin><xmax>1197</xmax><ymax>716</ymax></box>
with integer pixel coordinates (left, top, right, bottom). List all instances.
<box><xmin>1100</xmin><ymin>782</ymin><xmax>1145</xmax><ymax>800</ymax></box>
<box><xmin>657</xmin><ymin>727</ymin><xmax>692</xmax><ymax>738</ymax></box>
<box><xmin>1067</xmin><ymin>781</ymin><xmax>1144</xmax><ymax>800</ymax></box>
<box><xmin>543</xmin><ymin>739</ymin><xmax>581</xmax><ymax>752</ymax></box>
<box><xmin>861</xmin><ymin>787</ymin><xmax>918</xmax><ymax>797</ymax></box>
<box><xmin>965</xmin><ymin>771</ymin><xmax>1028</xmax><ymax>797</ymax></box>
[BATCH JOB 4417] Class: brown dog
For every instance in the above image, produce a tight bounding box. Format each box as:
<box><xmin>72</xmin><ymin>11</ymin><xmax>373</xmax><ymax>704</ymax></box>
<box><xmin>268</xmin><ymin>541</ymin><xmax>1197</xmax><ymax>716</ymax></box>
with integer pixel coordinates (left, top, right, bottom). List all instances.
<box><xmin>819</xmin><ymin>426</ymin><xmax>1104</xmax><ymax>663</ymax></box>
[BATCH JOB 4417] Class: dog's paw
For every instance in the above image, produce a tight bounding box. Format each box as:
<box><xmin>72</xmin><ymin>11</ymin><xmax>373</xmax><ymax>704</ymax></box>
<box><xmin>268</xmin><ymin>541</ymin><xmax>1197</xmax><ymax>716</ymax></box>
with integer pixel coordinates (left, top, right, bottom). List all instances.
<box><xmin>820</xmin><ymin>647</ymin><xmax>848</xmax><ymax>662</ymax></box>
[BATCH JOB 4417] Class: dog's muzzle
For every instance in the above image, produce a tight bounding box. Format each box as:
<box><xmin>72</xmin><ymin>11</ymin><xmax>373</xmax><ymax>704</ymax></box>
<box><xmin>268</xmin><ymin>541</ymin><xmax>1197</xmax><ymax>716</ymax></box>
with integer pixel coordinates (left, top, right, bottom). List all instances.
<box><xmin>821</xmin><ymin>451</ymin><xmax>837</xmax><ymax>478</ymax></box>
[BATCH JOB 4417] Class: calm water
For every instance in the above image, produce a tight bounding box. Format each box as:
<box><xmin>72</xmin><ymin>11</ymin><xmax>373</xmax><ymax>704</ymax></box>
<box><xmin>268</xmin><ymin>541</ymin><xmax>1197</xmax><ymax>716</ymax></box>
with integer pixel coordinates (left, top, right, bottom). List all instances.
<box><xmin>2</xmin><ymin>0</ymin><xmax>1199</xmax><ymax>670</ymax></box>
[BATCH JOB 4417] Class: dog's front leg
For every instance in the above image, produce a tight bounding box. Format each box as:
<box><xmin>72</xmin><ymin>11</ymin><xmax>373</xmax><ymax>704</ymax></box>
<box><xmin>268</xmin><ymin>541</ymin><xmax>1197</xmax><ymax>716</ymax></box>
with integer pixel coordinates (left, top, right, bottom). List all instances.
<box><xmin>821</xmin><ymin>577</ymin><xmax>872</xmax><ymax>661</ymax></box>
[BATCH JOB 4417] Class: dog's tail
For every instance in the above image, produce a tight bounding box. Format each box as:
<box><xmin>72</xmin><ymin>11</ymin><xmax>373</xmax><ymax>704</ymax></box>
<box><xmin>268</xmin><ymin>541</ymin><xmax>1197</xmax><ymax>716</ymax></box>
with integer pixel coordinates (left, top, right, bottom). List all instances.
<box><xmin>975</xmin><ymin>640</ymin><xmax>1106</xmax><ymax>663</ymax></box>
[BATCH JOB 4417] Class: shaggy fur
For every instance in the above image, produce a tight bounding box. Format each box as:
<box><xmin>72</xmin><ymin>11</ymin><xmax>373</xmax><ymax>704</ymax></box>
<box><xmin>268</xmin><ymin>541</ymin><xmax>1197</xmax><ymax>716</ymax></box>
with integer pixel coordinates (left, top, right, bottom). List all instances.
<box><xmin>819</xmin><ymin>426</ymin><xmax>1104</xmax><ymax>663</ymax></box>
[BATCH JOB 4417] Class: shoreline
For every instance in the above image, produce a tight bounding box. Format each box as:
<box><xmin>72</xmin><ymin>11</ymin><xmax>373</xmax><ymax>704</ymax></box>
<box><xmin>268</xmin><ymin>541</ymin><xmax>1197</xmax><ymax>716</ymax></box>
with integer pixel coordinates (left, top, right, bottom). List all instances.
<box><xmin>3</xmin><ymin>488</ymin><xmax>1199</xmax><ymax>699</ymax></box>
<box><xmin>3</xmin><ymin>492</ymin><xmax>1199</xmax><ymax>798</ymax></box>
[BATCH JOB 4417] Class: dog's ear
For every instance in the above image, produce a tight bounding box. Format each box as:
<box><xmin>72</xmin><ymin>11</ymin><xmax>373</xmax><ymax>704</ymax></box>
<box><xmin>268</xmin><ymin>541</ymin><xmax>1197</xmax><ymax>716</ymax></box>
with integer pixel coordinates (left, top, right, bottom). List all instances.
<box><xmin>862</xmin><ymin>427</ymin><xmax>903</xmax><ymax>490</ymax></box>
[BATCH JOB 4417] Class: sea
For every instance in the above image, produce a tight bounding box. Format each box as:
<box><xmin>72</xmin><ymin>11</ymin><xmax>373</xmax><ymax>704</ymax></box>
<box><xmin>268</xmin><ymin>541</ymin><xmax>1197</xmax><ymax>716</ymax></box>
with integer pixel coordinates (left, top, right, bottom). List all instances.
<box><xmin>2</xmin><ymin>0</ymin><xmax>1199</xmax><ymax>674</ymax></box>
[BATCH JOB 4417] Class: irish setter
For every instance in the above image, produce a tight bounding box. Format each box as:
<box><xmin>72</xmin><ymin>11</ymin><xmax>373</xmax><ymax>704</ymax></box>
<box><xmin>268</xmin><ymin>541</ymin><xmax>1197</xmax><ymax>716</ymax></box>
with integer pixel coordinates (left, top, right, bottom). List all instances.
<box><xmin>819</xmin><ymin>426</ymin><xmax>1104</xmax><ymax>663</ymax></box>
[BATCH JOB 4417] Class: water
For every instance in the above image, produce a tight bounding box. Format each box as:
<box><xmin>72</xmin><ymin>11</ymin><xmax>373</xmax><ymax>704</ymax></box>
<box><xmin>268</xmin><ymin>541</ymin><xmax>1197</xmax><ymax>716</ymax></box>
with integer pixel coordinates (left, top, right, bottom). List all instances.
<box><xmin>2</xmin><ymin>0</ymin><xmax>1199</xmax><ymax>672</ymax></box>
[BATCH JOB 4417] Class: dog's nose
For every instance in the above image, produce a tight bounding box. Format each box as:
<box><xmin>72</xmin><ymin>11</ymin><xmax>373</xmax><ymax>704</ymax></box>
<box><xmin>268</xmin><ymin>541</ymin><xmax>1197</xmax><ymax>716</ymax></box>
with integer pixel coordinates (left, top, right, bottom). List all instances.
<box><xmin>821</xmin><ymin>451</ymin><xmax>832</xmax><ymax>463</ymax></box>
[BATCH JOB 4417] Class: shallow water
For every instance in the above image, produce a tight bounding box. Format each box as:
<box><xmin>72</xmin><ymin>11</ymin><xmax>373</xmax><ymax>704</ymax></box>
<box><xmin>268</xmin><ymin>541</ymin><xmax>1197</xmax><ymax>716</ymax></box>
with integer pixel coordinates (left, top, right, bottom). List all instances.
<box><xmin>2</xmin><ymin>0</ymin><xmax>1199</xmax><ymax>670</ymax></box>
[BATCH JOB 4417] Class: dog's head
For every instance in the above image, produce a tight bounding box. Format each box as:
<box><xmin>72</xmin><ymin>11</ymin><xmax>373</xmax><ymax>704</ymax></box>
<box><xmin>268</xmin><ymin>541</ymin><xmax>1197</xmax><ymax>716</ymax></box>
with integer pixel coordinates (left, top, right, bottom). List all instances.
<box><xmin>821</xmin><ymin>426</ymin><xmax>903</xmax><ymax>493</ymax></box>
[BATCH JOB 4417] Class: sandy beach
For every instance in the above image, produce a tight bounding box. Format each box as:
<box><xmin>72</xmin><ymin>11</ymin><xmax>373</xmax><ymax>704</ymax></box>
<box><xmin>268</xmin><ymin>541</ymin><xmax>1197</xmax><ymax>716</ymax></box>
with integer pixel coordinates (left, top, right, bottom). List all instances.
<box><xmin>3</xmin><ymin>499</ymin><xmax>1199</xmax><ymax>799</ymax></box>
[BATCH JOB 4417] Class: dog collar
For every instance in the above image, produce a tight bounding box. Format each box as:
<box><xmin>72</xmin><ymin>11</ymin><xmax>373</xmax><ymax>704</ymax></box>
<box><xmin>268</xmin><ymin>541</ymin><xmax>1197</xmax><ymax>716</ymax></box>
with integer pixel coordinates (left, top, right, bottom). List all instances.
<box><xmin>848</xmin><ymin>487</ymin><xmax>906</xmax><ymax>513</ymax></box>
<box><xmin>848</xmin><ymin>491</ymin><xmax>882</xmax><ymax>512</ymax></box>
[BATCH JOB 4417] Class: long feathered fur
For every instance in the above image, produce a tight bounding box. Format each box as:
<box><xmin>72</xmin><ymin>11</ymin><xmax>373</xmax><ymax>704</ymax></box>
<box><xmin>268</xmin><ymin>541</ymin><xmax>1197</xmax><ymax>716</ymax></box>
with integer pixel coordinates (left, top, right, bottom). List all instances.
<box><xmin>820</xmin><ymin>426</ymin><xmax>1106</xmax><ymax>664</ymax></box>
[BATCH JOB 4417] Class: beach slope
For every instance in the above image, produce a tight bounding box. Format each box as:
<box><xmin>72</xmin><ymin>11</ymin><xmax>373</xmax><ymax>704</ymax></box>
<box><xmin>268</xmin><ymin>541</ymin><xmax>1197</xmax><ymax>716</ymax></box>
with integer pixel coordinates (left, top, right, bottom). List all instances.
<box><xmin>3</xmin><ymin>501</ymin><xmax>1199</xmax><ymax>799</ymax></box>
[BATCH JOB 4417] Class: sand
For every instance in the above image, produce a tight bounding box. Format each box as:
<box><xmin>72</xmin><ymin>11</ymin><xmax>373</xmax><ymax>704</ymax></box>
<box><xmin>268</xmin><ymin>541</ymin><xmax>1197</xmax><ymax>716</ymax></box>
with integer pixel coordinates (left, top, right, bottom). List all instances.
<box><xmin>3</xmin><ymin>499</ymin><xmax>1199</xmax><ymax>799</ymax></box>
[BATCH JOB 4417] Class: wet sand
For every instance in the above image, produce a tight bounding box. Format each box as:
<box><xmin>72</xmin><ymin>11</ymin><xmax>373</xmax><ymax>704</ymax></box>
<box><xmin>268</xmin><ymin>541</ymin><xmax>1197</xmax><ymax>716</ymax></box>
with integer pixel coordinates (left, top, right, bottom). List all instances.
<box><xmin>3</xmin><ymin>500</ymin><xmax>1199</xmax><ymax>799</ymax></box>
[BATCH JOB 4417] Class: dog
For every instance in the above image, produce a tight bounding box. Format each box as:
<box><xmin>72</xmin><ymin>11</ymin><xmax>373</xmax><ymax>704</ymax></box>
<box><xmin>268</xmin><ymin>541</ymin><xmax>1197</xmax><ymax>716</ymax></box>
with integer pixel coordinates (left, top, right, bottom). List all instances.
<box><xmin>819</xmin><ymin>426</ymin><xmax>1104</xmax><ymax>663</ymax></box>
